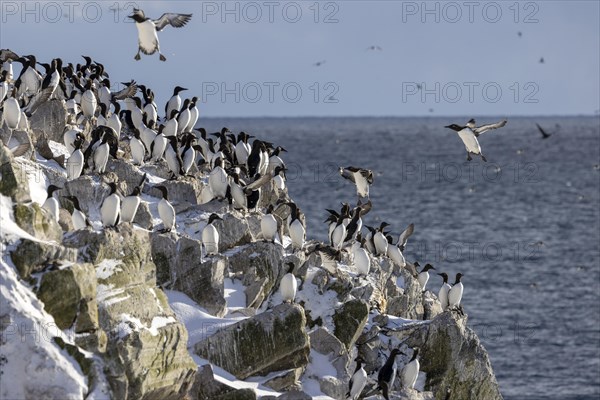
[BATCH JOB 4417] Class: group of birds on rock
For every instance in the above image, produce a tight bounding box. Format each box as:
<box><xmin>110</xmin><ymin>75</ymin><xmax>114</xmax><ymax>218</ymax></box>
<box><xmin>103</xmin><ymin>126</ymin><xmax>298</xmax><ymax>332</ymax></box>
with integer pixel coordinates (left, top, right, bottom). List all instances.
<box><xmin>0</xmin><ymin>50</ymin><xmax>299</xmax><ymax>258</ymax></box>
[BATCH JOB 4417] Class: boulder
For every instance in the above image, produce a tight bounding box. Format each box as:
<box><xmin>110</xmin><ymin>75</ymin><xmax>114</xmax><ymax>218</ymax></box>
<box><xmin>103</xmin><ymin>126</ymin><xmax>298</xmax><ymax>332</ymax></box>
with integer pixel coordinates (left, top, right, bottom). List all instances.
<box><xmin>0</xmin><ymin>143</ymin><xmax>31</xmax><ymax>202</ymax></box>
<box><xmin>37</xmin><ymin>263</ymin><xmax>98</xmax><ymax>332</ymax></box>
<box><xmin>194</xmin><ymin>303</ymin><xmax>310</xmax><ymax>379</ymax></box>
<box><xmin>144</xmin><ymin>176</ymin><xmax>204</xmax><ymax>205</ymax></box>
<box><xmin>28</xmin><ymin>99</ymin><xmax>67</xmax><ymax>143</ymax></box>
<box><xmin>333</xmin><ymin>299</ymin><xmax>369</xmax><ymax>350</ymax></box>
<box><xmin>262</xmin><ymin>368</ymin><xmax>303</xmax><ymax>391</ymax></box>
<box><xmin>151</xmin><ymin>233</ymin><xmax>226</xmax><ymax>317</ymax></box>
<box><xmin>216</xmin><ymin>212</ymin><xmax>253</xmax><ymax>251</ymax></box>
<box><xmin>226</xmin><ymin>242</ymin><xmax>285</xmax><ymax>309</ymax></box>
<box><xmin>10</xmin><ymin>239</ymin><xmax>78</xmax><ymax>279</ymax></box>
<box><xmin>13</xmin><ymin>202</ymin><xmax>62</xmax><ymax>242</ymax></box>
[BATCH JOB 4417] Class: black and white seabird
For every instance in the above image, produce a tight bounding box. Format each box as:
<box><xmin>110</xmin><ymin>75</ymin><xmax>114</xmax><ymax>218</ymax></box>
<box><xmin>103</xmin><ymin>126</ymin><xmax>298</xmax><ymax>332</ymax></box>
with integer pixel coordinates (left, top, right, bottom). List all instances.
<box><xmin>202</xmin><ymin>213</ymin><xmax>223</xmax><ymax>256</ymax></box>
<box><xmin>93</xmin><ymin>133</ymin><xmax>111</xmax><ymax>174</ymax></box>
<box><xmin>373</xmin><ymin>222</ymin><xmax>390</xmax><ymax>256</ymax></box>
<box><xmin>130</xmin><ymin>129</ymin><xmax>146</xmax><ymax>165</ymax></box>
<box><xmin>121</xmin><ymin>174</ymin><xmax>146</xmax><ymax>223</ymax></box>
<box><xmin>154</xmin><ymin>185</ymin><xmax>176</xmax><ymax>232</ymax></box>
<box><xmin>448</xmin><ymin>273</ymin><xmax>464</xmax><ymax>310</ymax></box>
<box><xmin>209</xmin><ymin>157</ymin><xmax>228</xmax><ymax>200</ymax></box>
<box><xmin>165</xmin><ymin>86</ymin><xmax>187</xmax><ymax>119</ymax></box>
<box><xmin>401</xmin><ymin>348</ymin><xmax>420</xmax><ymax>390</ymax></box>
<box><xmin>101</xmin><ymin>182</ymin><xmax>121</xmax><ymax>228</ymax></box>
<box><xmin>346</xmin><ymin>357</ymin><xmax>367</xmax><ymax>400</ymax></box>
<box><xmin>287</xmin><ymin>202</ymin><xmax>306</xmax><ymax>251</ymax></box>
<box><xmin>313</xmin><ymin>244</ymin><xmax>342</xmax><ymax>275</ymax></box>
<box><xmin>445</xmin><ymin>119</ymin><xmax>507</xmax><ymax>162</ymax></box>
<box><xmin>378</xmin><ymin>348</ymin><xmax>403</xmax><ymax>400</ymax></box>
<box><xmin>437</xmin><ymin>272</ymin><xmax>451</xmax><ymax>311</ymax></box>
<box><xmin>339</xmin><ymin>166</ymin><xmax>374</xmax><ymax>199</ymax></box>
<box><xmin>66</xmin><ymin>135</ymin><xmax>85</xmax><ymax>180</ymax></box>
<box><xmin>417</xmin><ymin>263</ymin><xmax>436</xmax><ymax>291</ymax></box>
<box><xmin>62</xmin><ymin>196</ymin><xmax>91</xmax><ymax>230</ymax></box>
<box><xmin>42</xmin><ymin>185</ymin><xmax>61</xmax><ymax>222</ymax></box>
<box><xmin>261</xmin><ymin>204</ymin><xmax>279</xmax><ymax>243</ymax></box>
<box><xmin>280</xmin><ymin>262</ymin><xmax>297</xmax><ymax>303</ymax></box>
<box><xmin>398</xmin><ymin>223</ymin><xmax>414</xmax><ymax>252</ymax></box>
<box><xmin>128</xmin><ymin>9</ymin><xmax>192</xmax><ymax>61</ymax></box>
<box><xmin>352</xmin><ymin>238</ymin><xmax>370</xmax><ymax>277</ymax></box>
<box><xmin>386</xmin><ymin>235</ymin><xmax>406</xmax><ymax>268</ymax></box>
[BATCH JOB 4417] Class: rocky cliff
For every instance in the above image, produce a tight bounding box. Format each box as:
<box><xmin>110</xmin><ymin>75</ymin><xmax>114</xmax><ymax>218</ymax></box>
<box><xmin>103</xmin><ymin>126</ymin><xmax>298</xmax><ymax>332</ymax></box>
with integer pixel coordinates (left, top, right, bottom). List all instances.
<box><xmin>0</xmin><ymin>99</ymin><xmax>503</xmax><ymax>400</ymax></box>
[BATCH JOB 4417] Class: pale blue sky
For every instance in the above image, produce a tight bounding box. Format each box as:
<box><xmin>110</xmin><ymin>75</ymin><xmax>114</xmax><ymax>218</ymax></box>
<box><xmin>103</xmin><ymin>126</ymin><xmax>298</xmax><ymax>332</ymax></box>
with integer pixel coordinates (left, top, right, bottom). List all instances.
<box><xmin>1</xmin><ymin>0</ymin><xmax>599</xmax><ymax>117</ymax></box>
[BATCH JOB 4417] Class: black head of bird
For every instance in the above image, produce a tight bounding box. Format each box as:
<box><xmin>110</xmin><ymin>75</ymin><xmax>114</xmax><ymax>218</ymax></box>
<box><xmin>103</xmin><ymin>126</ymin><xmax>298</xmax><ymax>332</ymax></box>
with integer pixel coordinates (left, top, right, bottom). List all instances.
<box><xmin>154</xmin><ymin>185</ymin><xmax>168</xmax><ymax>200</ymax></box>
<box><xmin>286</xmin><ymin>262</ymin><xmax>295</xmax><ymax>274</ymax></box>
<box><xmin>46</xmin><ymin>185</ymin><xmax>61</xmax><ymax>197</ymax></box>
<box><xmin>454</xmin><ymin>273</ymin><xmax>463</xmax><ymax>284</ymax></box>
<box><xmin>445</xmin><ymin>124</ymin><xmax>463</xmax><ymax>132</ymax></box>
<box><xmin>422</xmin><ymin>264</ymin><xmax>436</xmax><ymax>272</ymax></box>
<box><xmin>174</xmin><ymin>86</ymin><xmax>188</xmax><ymax>94</ymax></box>
<box><xmin>107</xmin><ymin>181</ymin><xmax>119</xmax><ymax>195</ymax></box>
<box><xmin>208</xmin><ymin>213</ymin><xmax>223</xmax><ymax>224</ymax></box>
<box><xmin>438</xmin><ymin>272</ymin><xmax>449</xmax><ymax>282</ymax></box>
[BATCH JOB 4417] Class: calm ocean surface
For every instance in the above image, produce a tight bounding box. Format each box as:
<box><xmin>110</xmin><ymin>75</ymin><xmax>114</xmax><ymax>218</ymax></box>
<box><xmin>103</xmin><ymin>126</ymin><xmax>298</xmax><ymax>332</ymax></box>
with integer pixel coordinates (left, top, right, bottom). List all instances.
<box><xmin>202</xmin><ymin>116</ymin><xmax>600</xmax><ymax>399</ymax></box>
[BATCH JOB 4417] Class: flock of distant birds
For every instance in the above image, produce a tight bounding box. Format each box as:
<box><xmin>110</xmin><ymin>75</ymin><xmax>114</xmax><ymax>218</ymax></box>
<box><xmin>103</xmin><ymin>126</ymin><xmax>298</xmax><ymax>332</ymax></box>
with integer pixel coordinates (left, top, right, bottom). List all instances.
<box><xmin>0</xmin><ymin>7</ymin><xmax>581</xmax><ymax>400</ymax></box>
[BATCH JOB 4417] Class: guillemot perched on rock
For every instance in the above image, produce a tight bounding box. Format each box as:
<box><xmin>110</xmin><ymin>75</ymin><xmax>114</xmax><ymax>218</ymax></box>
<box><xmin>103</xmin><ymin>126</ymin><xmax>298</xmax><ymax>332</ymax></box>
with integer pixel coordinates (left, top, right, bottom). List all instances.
<box><xmin>401</xmin><ymin>348</ymin><xmax>420</xmax><ymax>390</ymax></box>
<box><xmin>346</xmin><ymin>356</ymin><xmax>367</xmax><ymax>400</ymax></box>
<box><xmin>154</xmin><ymin>185</ymin><xmax>175</xmax><ymax>233</ymax></box>
<box><xmin>101</xmin><ymin>182</ymin><xmax>121</xmax><ymax>228</ymax></box>
<box><xmin>279</xmin><ymin>262</ymin><xmax>297</xmax><ymax>303</ymax></box>
<box><xmin>128</xmin><ymin>8</ymin><xmax>192</xmax><ymax>61</ymax></box>
<box><xmin>445</xmin><ymin>119</ymin><xmax>507</xmax><ymax>162</ymax></box>
<box><xmin>202</xmin><ymin>213</ymin><xmax>223</xmax><ymax>256</ymax></box>
<box><xmin>42</xmin><ymin>185</ymin><xmax>61</xmax><ymax>223</ymax></box>
<box><xmin>417</xmin><ymin>263</ymin><xmax>436</xmax><ymax>292</ymax></box>
<box><xmin>62</xmin><ymin>196</ymin><xmax>91</xmax><ymax>230</ymax></box>
<box><xmin>448</xmin><ymin>273</ymin><xmax>464</xmax><ymax>313</ymax></box>
<box><xmin>437</xmin><ymin>272</ymin><xmax>451</xmax><ymax>310</ymax></box>
<box><xmin>378</xmin><ymin>348</ymin><xmax>403</xmax><ymax>400</ymax></box>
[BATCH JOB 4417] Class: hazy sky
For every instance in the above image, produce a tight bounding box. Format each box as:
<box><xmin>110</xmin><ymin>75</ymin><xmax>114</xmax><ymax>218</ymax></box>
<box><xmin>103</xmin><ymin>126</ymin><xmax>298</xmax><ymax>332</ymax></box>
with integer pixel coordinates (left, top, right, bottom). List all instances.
<box><xmin>1</xmin><ymin>0</ymin><xmax>599</xmax><ymax>117</ymax></box>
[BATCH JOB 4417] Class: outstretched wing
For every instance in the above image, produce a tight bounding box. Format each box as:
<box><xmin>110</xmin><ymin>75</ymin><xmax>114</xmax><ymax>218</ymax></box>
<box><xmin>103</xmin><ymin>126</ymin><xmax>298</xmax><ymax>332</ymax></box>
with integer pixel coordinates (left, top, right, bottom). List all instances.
<box><xmin>473</xmin><ymin>120</ymin><xmax>507</xmax><ymax>137</ymax></box>
<box><xmin>398</xmin><ymin>223</ymin><xmax>414</xmax><ymax>251</ymax></box>
<box><xmin>111</xmin><ymin>80</ymin><xmax>138</xmax><ymax>101</ymax></box>
<box><xmin>153</xmin><ymin>13</ymin><xmax>192</xmax><ymax>31</ymax></box>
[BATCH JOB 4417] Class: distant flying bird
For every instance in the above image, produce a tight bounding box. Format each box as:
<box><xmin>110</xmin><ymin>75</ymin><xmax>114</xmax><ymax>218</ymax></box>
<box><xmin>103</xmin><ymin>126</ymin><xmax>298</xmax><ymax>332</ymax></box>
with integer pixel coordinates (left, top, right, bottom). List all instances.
<box><xmin>535</xmin><ymin>123</ymin><xmax>552</xmax><ymax>139</ymax></box>
<box><xmin>313</xmin><ymin>60</ymin><xmax>326</xmax><ymax>67</ymax></box>
<box><xmin>366</xmin><ymin>45</ymin><xmax>382</xmax><ymax>51</ymax></box>
<box><xmin>517</xmin><ymin>31</ymin><xmax>522</xmax><ymax>38</ymax></box>
<box><xmin>429</xmin><ymin>108</ymin><xmax>434</xmax><ymax>113</ymax></box>
<box><xmin>128</xmin><ymin>8</ymin><xmax>192</xmax><ymax>61</ymax></box>
<box><xmin>445</xmin><ymin>118</ymin><xmax>508</xmax><ymax>162</ymax></box>
<box><xmin>539</xmin><ymin>57</ymin><xmax>545</xmax><ymax>64</ymax></box>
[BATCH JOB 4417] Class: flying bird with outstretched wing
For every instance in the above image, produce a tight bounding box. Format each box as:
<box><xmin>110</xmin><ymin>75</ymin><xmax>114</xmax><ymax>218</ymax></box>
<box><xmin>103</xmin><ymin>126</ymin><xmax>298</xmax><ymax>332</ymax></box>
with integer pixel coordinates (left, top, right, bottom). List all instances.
<box><xmin>128</xmin><ymin>9</ymin><xmax>192</xmax><ymax>61</ymax></box>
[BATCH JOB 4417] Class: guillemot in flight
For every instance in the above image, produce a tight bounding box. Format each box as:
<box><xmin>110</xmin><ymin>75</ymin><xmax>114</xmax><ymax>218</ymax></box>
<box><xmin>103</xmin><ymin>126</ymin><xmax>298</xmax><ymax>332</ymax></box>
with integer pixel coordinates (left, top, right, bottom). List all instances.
<box><xmin>128</xmin><ymin>9</ymin><xmax>192</xmax><ymax>61</ymax></box>
<box><xmin>339</xmin><ymin>166</ymin><xmax>374</xmax><ymax>199</ymax></box>
<box><xmin>445</xmin><ymin>119</ymin><xmax>507</xmax><ymax>162</ymax></box>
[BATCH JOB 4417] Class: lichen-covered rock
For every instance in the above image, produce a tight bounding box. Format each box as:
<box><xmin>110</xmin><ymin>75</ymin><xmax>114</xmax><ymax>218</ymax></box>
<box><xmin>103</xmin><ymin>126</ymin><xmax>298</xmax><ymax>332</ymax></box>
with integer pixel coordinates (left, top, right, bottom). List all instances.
<box><xmin>195</xmin><ymin>303</ymin><xmax>310</xmax><ymax>379</ymax></box>
<box><xmin>319</xmin><ymin>375</ymin><xmax>346</xmax><ymax>400</ymax></box>
<box><xmin>333</xmin><ymin>299</ymin><xmax>369</xmax><ymax>350</ymax></box>
<box><xmin>216</xmin><ymin>212</ymin><xmax>253</xmax><ymax>251</ymax></box>
<box><xmin>13</xmin><ymin>202</ymin><xmax>62</xmax><ymax>242</ymax></box>
<box><xmin>145</xmin><ymin>176</ymin><xmax>204</xmax><ymax>205</ymax></box>
<box><xmin>10</xmin><ymin>239</ymin><xmax>78</xmax><ymax>279</ymax></box>
<box><xmin>133</xmin><ymin>200</ymin><xmax>153</xmax><ymax>230</ymax></box>
<box><xmin>227</xmin><ymin>242</ymin><xmax>285</xmax><ymax>309</ymax></box>
<box><xmin>404</xmin><ymin>312</ymin><xmax>503</xmax><ymax>400</ymax></box>
<box><xmin>63</xmin><ymin>175</ymin><xmax>109</xmax><ymax>218</ymax></box>
<box><xmin>28</xmin><ymin>99</ymin><xmax>67</xmax><ymax>143</ymax></box>
<box><xmin>37</xmin><ymin>263</ymin><xmax>98</xmax><ymax>331</ymax></box>
<box><xmin>189</xmin><ymin>364</ymin><xmax>237</xmax><ymax>400</ymax></box>
<box><xmin>263</xmin><ymin>367</ymin><xmax>303</xmax><ymax>391</ymax></box>
<box><xmin>105</xmin><ymin>158</ymin><xmax>145</xmax><ymax>195</ymax></box>
<box><xmin>309</xmin><ymin>327</ymin><xmax>345</xmax><ymax>357</ymax></box>
<box><xmin>0</xmin><ymin>144</ymin><xmax>31</xmax><ymax>202</ymax></box>
<box><xmin>386</xmin><ymin>267</ymin><xmax>424</xmax><ymax>319</ymax></box>
<box><xmin>215</xmin><ymin>388</ymin><xmax>257</xmax><ymax>400</ymax></box>
<box><xmin>151</xmin><ymin>233</ymin><xmax>227</xmax><ymax>316</ymax></box>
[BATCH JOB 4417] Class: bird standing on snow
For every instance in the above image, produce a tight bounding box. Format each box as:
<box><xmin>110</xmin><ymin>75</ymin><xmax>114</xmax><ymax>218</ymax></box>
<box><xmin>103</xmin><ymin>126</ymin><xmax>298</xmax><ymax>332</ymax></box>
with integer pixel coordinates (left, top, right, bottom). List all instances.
<box><xmin>401</xmin><ymin>348</ymin><xmax>420</xmax><ymax>390</ymax></box>
<box><xmin>346</xmin><ymin>357</ymin><xmax>367</xmax><ymax>400</ymax></box>
<box><xmin>128</xmin><ymin>9</ymin><xmax>192</xmax><ymax>61</ymax></box>
<box><xmin>280</xmin><ymin>262</ymin><xmax>297</xmax><ymax>303</ymax></box>
<box><xmin>202</xmin><ymin>213</ymin><xmax>223</xmax><ymax>256</ymax></box>
<box><xmin>445</xmin><ymin>119</ymin><xmax>507</xmax><ymax>162</ymax></box>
